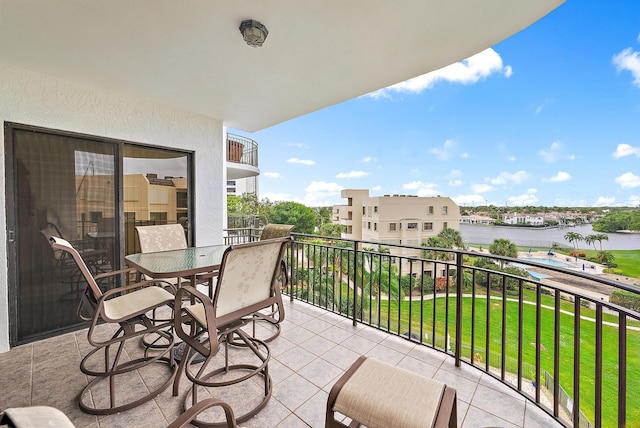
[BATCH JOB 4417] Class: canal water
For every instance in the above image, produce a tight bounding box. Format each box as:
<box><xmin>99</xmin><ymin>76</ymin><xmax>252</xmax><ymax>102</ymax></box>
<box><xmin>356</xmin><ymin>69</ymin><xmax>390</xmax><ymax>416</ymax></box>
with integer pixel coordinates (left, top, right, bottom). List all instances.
<box><xmin>459</xmin><ymin>223</ymin><xmax>640</xmax><ymax>250</ymax></box>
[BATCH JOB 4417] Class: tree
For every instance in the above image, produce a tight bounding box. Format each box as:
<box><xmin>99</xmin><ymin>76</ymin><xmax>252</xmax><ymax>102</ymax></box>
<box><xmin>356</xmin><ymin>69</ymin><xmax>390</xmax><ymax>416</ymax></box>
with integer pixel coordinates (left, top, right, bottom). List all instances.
<box><xmin>227</xmin><ymin>195</ymin><xmax>242</xmax><ymax>214</ymax></box>
<box><xmin>318</xmin><ymin>223</ymin><xmax>344</xmax><ymax>237</ymax></box>
<box><xmin>585</xmin><ymin>233</ymin><xmax>609</xmax><ymax>252</ymax></box>
<box><xmin>270</xmin><ymin>201</ymin><xmax>316</xmax><ymax>234</ymax></box>
<box><xmin>437</xmin><ymin>227</ymin><xmax>464</xmax><ymax>249</ymax></box>
<box><xmin>564</xmin><ymin>231</ymin><xmax>584</xmax><ymax>254</ymax></box>
<box><xmin>488</xmin><ymin>238</ymin><xmax>518</xmax><ymax>268</ymax></box>
<box><xmin>597</xmin><ymin>250</ymin><xmax>615</xmax><ymax>266</ymax></box>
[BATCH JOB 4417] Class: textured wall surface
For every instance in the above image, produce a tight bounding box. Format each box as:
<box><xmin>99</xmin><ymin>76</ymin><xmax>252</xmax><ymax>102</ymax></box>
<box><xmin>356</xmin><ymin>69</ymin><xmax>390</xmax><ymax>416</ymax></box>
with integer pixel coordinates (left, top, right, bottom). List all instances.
<box><xmin>0</xmin><ymin>64</ymin><xmax>225</xmax><ymax>351</ymax></box>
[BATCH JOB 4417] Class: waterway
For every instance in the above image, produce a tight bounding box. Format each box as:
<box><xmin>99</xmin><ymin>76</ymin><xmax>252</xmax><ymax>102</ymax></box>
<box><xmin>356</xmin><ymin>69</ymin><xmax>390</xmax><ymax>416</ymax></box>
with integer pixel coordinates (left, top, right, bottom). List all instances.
<box><xmin>459</xmin><ymin>223</ymin><xmax>639</xmax><ymax>250</ymax></box>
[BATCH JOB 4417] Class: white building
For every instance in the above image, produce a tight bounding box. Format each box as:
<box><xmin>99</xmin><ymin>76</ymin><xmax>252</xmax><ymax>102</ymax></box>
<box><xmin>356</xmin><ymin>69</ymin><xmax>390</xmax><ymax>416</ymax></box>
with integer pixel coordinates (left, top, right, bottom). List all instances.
<box><xmin>334</xmin><ymin>189</ymin><xmax>460</xmax><ymax>273</ymax></box>
<box><xmin>502</xmin><ymin>214</ymin><xmax>545</xmax><ymax>226</ymax></box>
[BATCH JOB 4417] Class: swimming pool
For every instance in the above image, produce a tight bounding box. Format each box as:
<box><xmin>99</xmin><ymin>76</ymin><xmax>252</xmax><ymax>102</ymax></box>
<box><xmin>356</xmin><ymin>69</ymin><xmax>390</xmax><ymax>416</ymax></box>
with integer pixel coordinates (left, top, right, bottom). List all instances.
<box><xmin>518</xmin><ymin>257</ymin><xmax>568</xmax><ymax>267</ymax></box>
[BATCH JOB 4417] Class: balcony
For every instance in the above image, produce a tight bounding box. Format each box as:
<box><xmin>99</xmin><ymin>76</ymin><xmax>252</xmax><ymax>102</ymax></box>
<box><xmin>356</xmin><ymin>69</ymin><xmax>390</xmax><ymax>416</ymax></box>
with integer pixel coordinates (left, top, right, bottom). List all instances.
<box><xmin>227</xmin><ymin>133</ymin><xmax>259</xmax><ymax>180</ymax></box>
<box><xmin>2</xmin><ymin>232</ymin><xmax>635</xmax><ymax>427</ymax></box>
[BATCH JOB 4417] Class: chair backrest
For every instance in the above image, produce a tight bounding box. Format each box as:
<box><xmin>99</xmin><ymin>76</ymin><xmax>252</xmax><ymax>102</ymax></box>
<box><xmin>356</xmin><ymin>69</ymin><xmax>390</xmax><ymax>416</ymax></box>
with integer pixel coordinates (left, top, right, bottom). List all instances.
<box><xmin>40</xmin><ymin>227</ymin><xmax>65</xmax><ymax>261</ymax></box>
<box><xmin>135</xmin><ymin>224</ymin><xmax>187</xmax><ymax>253</ymax></box>
<box><xmin>260</xmin><ymin>224</ymin><xmax>295</xmax><ymax>241</ymax></box>
<box><xmin>49</xmin><ymin>236</ymin><xmax>103</xmax><ymax>300</ymax></box>
<box><xmin>213</xmin><ymin>237</ymin><xmax>291</xmax><ymax>326</ymax></box>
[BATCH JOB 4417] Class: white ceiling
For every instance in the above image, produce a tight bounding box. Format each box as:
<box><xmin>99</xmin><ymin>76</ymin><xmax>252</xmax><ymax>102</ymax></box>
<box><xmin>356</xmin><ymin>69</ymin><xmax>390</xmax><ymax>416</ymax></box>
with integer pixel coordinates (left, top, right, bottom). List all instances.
<box><xmin>0</xmin><ymin>0</ymin><xmax>564</xmax><ymax>132</ymax></box>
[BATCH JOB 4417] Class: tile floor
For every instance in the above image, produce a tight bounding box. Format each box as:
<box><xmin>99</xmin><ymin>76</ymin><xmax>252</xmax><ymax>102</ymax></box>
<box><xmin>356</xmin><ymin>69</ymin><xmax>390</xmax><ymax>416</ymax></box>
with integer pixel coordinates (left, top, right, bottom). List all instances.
<box><xmin>0</xmin><ymin>299</ymin><xmax>562</xmax><ymax>427</ymax></box>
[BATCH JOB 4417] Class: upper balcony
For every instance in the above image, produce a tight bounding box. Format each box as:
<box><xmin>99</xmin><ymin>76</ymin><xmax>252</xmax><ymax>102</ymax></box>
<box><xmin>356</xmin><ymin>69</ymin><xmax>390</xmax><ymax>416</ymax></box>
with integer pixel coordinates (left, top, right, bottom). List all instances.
<box><xmin>227</xmin><ymin>133</ymin><xmax>259</xmax><ymax>180</ymax></box>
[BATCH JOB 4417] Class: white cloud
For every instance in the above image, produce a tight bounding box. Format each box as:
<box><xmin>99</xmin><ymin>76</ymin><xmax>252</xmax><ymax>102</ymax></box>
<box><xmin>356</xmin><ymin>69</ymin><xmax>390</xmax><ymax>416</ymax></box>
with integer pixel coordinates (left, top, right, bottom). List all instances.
<box><xmin>261</xmin><ymin>192</ymin><xmax>291</xmax><ymax>202</ymax></box>
<box><xmin>263</xmin><ymin>172</ymin><xmax>281</xmax><ymax>178</ymax></box>
<box><xmin>613</xmin><ymin>47</ymin><xmax>640</xmax><ymax>88</ymax></box>
<box><xmin>508</xmin><ymin>155</ymin><xmax>516</xmax><ymax>162</ymax></box>
<box><xmin>489</xmin><ymin>170</ymin><xmax>529</xmax><ymax>185</ymax></box>
<box><xmin>628</xmin><ymin>195</ymin><xmax>640</xmax><ymax>206</ymax></box>
<box><xmin>615</xmin><ymin>172</ymin><xmax>640</xmax><ymax>188</ymax></box>
<box><xmin>372</xmin><ymin>185</ymin><xmax>382</xmax><ymax>191</ymax></box>
<box><xmin>544</xmin><ymin>171</ymin><xmax>572</xmax><ymax>182</ymax></box>
<box><xmin>403</xmin><ymin>181</ymin><xmax>425</xmax><ymax>190</ymax></box>
<box><xmin>368</xmin><ymin>48</ymin><xmax>511</xmax><ymax>97</ymax></box>
<box><xmin>302</xmin><ymin>181</ymin><xmax>344</xmax><ymax>206</ymax></box>
<box><xmin>336</xmin><ymin>171</ymin><xmax>369</xmax><ymax>179</ymax></box>
<box><xmin>287</xmin><ymin>158</ymin><xmax>315</xmax><ymax>166</ymax></box>
<box><xmin>594</xmin><ymin>196</ymin><xmax>616</xmax><ymax>207</ymax></box>
<box><xmin>612</xmin><ymin>143</ymin><xmax>640</xmax><ymax>158</ymax></box>
<box><xmin>535</xmin><ymin>105</ymin><xmax>543</xmax><ymax>115</ymax></box>
<box><xmin>361</xmin><ymin>156</ymin><xmax>376</xmax><ymax>163</ymax></box>
<box><xmin>453</xmin><ymin>194</ymin><xmax>486</xmax><ymax>205</ymax></box>
<box><xmin>448</xmin><ymin>180</ymin><xmax>462</xmax><ymax>187</ymax></box>
<box><xmin>504</xmin><ymin>65</ymin><xmax>513</xmax><ymax>78</ymax></box>
<box><xmin>508</xmin><ymin>190</ymin><xmax>539</xmax><ymax>206</ymax></box>
<box><xmin>449</xmin><ymin>169</ymin><xmax>463</xmax><ymax>178</ymax></box>
<box><xmin>537</xmin><ymin>141</ymin><xmax>562</xmax><ymax>162</ymax></box>
<box><xmin>472</xmin><ymin>183</ymin><xmax>493</xmax><ymax>193</ymax></box>
<box><xmin>402</xmin><ymin>180</ymin><xmax>439</xmax><ymax>196</ymax></box>
<box><xmin>430</xmin><ymin>139</ymin><xmax>456</xmax><ymax>161</ymax></box>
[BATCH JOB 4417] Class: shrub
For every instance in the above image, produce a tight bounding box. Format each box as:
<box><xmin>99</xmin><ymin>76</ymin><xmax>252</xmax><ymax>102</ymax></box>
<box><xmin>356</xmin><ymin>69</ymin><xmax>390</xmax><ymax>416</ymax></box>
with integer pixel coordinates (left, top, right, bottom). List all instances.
<box><xmin>610</xmin><ymin>290</ymin><xmax>640</xmax><ymax>312</ymax></box>
<box><xmin>569</xmin><ymin>251</ymin><xmax>587</xmax><ymax>258</ymax></box>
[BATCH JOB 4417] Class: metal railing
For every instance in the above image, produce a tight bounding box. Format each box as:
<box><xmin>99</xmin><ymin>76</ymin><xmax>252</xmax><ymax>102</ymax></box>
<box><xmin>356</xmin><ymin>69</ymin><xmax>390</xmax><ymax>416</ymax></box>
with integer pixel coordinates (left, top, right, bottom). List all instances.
<box><xmin>280</xmin><ymin>232</ymin><xmax>638</xmax><ymax>428</ymax></box>
<box><xmin>227</xmin><ymin>133</ymin><xmax>258</xmax><ymax>168</ymax></box>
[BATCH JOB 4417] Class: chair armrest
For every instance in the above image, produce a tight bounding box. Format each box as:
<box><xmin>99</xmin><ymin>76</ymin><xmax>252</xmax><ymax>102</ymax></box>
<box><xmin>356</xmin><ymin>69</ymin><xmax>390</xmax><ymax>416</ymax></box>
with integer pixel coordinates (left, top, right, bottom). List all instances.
<box><xmin>174</xmin><ymin>285</ymin><xmax>219</xmax><ymax>358</ymax></box>
<box><xmin>94</xmin><ymin>267</ymin><xmax>137</xmax><ymax>281</ymax></box>
<box><xmin>167</xmin><ymin>398</ymin><xmax>237</xmax><ymax>428</ymax></box>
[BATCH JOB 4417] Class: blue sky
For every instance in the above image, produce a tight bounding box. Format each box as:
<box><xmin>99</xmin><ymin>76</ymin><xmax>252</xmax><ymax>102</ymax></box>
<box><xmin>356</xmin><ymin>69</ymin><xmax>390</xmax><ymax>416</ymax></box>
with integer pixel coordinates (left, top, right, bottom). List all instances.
<box><xmin>240</xmin><ymin>1</ymin><xmax>640</xmax><ymax>208</ymax></box>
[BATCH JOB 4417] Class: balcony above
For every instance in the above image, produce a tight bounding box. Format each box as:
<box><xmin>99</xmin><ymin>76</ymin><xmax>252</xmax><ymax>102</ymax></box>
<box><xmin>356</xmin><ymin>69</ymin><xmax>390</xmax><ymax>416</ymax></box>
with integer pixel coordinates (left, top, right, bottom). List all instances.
<box><xmin>227</xmin><ymin>133</ymin><xmax>259</xmax><ymax>180</ymax></box>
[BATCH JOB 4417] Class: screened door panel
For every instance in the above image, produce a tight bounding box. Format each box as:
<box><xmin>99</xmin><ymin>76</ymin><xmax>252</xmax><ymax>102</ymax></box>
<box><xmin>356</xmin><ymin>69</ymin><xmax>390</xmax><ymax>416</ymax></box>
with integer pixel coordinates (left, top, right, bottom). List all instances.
<box><xmin>9</xmin><ymin>129</ymin><xmax>116</xmax><ymax>342</ymax></box>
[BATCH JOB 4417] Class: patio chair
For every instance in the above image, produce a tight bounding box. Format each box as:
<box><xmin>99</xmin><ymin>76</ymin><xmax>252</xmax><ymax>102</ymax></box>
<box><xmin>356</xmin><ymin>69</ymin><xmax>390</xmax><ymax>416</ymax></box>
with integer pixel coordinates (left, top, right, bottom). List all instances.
<box><xmin>172</xmin><ymin>237</ymin><xmax>292</xmax><ymax>427</ymax></box>
<box><xmin>49</xmin><ymin>236</ymin><xmax>177</xmax><ymax>415</ymax></box>
<box><xmin>248</xmin><ymin>223</ymin><xmax>295</xmax><ymax>341</ymax></box>
<box><xmin>1</xmin><ymin>399</ymin><xmax>236</xmax><ymax>428</ymax></box>
<box><xmin>135</xmin><ymin>223</ymin><xmax>215</xmax><ymax>296</ymax></box>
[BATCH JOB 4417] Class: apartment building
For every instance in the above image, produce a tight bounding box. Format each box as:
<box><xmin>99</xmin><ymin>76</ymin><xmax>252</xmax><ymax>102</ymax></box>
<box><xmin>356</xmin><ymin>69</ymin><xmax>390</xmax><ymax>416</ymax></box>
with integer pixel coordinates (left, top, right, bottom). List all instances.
<box><xmin>333</xmin><ymin>189</ymin><xmax>460</xmax><ymax>274</ymax></box>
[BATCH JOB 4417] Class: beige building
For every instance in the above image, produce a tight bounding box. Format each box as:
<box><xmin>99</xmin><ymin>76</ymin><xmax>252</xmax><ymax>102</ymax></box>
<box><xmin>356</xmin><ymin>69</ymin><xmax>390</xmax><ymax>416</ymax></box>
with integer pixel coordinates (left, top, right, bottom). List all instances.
<box><xmin>333</xmin><ymin>189</ymin><xmax>460</xmax><ymax>274</ymax></box>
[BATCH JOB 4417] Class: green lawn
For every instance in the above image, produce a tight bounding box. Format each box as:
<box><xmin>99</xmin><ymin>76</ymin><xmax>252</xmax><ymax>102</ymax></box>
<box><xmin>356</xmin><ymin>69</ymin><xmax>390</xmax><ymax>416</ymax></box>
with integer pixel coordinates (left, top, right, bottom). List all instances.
<box><xmin>375</xmin><ymin>295</ymin><xmax>640</xmax><ymax>427</ymax></box>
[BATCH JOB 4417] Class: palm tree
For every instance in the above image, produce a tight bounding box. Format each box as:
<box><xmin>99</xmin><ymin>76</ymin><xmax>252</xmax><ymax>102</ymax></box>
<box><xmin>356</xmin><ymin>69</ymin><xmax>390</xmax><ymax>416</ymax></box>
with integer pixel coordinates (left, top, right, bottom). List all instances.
<box><xmin>564</xmin><ymin>231</ymin><xmax>584</xmax><ymax>255</ymax></box>
<box><xmin>488</xmin><ymin>238</ymin><xmax>518</xmax><ymax>268</ymax></box>
<box><xmin>438</xmin><ymin>227</ymin><xmax>464</xmax><ymax>249</ymax></box>
<box><xmin>594</xmin><ymin>233</ymin><xmax>609</xmax><ymax>251</ymax></box>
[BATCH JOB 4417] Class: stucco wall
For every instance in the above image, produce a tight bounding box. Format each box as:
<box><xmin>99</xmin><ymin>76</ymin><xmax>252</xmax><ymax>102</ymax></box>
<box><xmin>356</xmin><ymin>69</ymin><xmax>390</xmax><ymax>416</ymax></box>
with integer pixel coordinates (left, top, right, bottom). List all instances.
<box><xmin>0</xmin><ymin>64</ymin><xmax>225</xmax><ymax>352</ymax></box>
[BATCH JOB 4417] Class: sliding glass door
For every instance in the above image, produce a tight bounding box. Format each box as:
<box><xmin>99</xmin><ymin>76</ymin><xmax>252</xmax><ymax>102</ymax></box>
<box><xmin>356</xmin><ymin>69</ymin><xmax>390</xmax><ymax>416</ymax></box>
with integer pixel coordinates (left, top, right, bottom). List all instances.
<box><xmin>5</xmin><ymin>123</ymin><xmax>192</xmax><ymax>345</ymax></box>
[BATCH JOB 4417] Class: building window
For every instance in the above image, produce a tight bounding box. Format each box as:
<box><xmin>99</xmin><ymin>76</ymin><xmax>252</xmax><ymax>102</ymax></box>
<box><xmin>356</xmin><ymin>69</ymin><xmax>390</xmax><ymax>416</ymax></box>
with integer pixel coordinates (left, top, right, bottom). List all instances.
<box><xmin>423</xmin><ymin>222</ymin><xmax>433</xmax><ymax>230</ymax></box>
<box><xmin>363</xmin><ymin>207</ymin><xmax>366</xmax><ymax>215</ymax></box>
<box><xmin>374</xmin><ymin>206</ymin><xmax>378</xmax><ymax>213</ymax></box>
<box><xmin>177</xmin><ymin>191</ymin><xmax>188</xmax><ymax>209</ymax></box>
<box><xmin>389</xmin><ymin>223</ymin><xmax>396</xmax><ymax>231</ymax></box>
<box><xmin>348</xmin><ymin>197</ymin><xmax>353</xmax><ymax>206</ymax></box>
<box><xmin>443</xmin><ymin>222</ymin><xmax>448</xmax><ymax>229</ymax></box>
<box><xmin>442</xmin><ymin>206</ymin><xmax>448</xmax><ymax>215</ymax></box>
<box><xmin>150</xmin><ymin>212</ymin><xmax>168</xmax><ymax>222</ymax></box>
<box><xmin>428</xmin><ymin>206</ymin><xmax>434</xmax><ymax>215</ymax></box>
<box><xmin>368</xmin><ymin>222</ymin><xmax>371</xmax><ymax>230</ymax></box>
<box><xmin>374</xmin><ymin>223</ymin><xmax>377</xmax><ymax>231</ymax></box>
<box><xmin>407</xmin><ymin>222</ymin><xmax>417</xmax><ymax>230</ymax></box>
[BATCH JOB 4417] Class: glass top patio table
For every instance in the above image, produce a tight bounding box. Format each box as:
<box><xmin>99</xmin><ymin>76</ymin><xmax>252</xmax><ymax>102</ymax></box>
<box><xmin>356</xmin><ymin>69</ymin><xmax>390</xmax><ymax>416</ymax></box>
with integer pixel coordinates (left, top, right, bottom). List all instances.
<box><xmin>125</xmin><ymin>244</ymin><xmax>230</xmax><ymax>281</ymax></box>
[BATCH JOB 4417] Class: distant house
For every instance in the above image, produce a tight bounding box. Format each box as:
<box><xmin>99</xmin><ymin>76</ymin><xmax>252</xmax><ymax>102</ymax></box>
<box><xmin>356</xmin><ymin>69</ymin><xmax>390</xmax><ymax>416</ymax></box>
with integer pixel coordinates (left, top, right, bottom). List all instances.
<box><xmin>502</xmin><ymin>213</ymin><xmax>544</xmax><ymax>226</ymax></box>
<box><xmin>460</xmin><ymin>215</ymin><xmax>495</xmax><ymax>225</ymax></box>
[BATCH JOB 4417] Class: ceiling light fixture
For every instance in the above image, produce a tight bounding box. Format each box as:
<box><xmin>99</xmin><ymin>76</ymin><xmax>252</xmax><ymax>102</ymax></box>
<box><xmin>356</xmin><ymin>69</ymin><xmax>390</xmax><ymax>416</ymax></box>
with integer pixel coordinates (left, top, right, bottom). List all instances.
<box><xmin>239</xmin><ymin>19</ymin><xmax>268</xmax><ymax>47</ymax></box>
